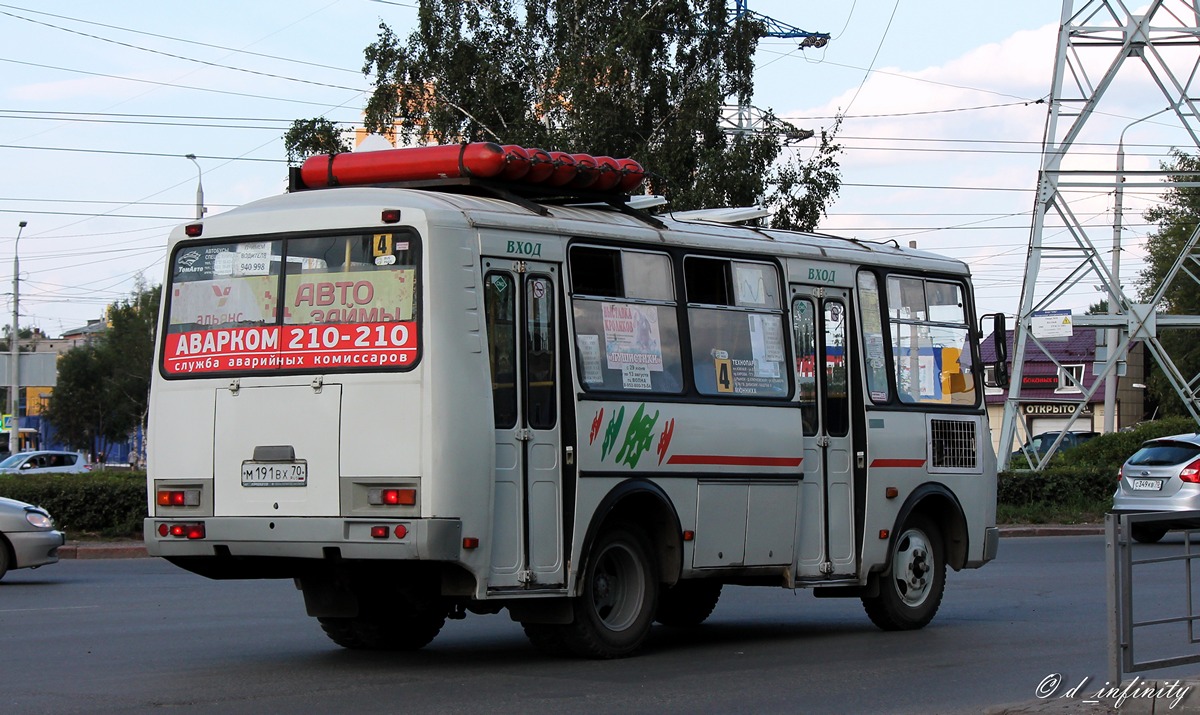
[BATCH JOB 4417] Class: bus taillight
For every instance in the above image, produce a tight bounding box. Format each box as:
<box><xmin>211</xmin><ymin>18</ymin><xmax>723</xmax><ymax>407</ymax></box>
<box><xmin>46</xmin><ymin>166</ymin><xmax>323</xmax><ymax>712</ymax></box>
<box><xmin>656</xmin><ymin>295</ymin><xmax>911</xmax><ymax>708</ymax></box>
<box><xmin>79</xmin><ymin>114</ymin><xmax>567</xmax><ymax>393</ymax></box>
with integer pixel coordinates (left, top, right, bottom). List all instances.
<box><xmin>156</xmin><ymin>489</ymin><xmax>200</xmax><ymax>507</ymax></box>
<box><xmin>158</xmin><ymin>522</ymin><xmax>206</xmax><ymax>539</ymax></box>
<box><xmin>368</xmin><ymin>488</ymin><xmax>416</xmax><ymax>506</ymax></box>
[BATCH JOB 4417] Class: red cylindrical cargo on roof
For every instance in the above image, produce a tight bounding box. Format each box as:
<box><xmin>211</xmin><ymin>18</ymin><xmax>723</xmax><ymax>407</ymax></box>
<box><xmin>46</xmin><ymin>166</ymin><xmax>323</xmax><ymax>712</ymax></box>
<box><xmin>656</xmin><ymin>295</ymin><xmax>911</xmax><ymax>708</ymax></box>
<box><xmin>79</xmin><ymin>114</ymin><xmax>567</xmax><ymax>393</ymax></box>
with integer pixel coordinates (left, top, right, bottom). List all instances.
<box><xmin>298</xmin><ymin>142</ymin><xmax>508</xmax><ymax>188</ymax></box>
<box><xmin>524</xmin><ymin>148</ymin><xmax>555</xmax><ymax>184</ymax></box>
<box><xmin>590</xmin><ymin>156</ymin><xmax>623</xmax><ymax>192</ymax></box>
<box><xmin>545</xmin><ymin>152</ymin><xmax>578</xmax><ymax>187</ymax></box>
<box><xmin>616</xmin><ymin>157</ymin><xmax>646</xmax><ymax>193</ymax></box>
<box><xmin>569</xmin><ymin>154</ymin><xmax>600</xmax><ymax>189</ymax></box>
<box><xmin>499</xmin><ymin>145</ymin><xmax>531</xmax><ymax>181</ymax></box>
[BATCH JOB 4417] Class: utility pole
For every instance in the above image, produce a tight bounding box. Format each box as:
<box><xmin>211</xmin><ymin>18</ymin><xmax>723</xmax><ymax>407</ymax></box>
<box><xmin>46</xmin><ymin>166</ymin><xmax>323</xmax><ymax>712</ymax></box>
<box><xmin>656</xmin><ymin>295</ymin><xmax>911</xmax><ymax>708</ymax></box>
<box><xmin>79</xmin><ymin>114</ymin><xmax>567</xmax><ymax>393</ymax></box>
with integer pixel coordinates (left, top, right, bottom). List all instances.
<box><xmin>10</xmin><ymin>220</ymin><xmax>25</xmax><ymax>440</ymax></box>
<box><xmin>722</xmin><ymin>1</ymin><xmax>828</xmax><ymax>140</ymax></box>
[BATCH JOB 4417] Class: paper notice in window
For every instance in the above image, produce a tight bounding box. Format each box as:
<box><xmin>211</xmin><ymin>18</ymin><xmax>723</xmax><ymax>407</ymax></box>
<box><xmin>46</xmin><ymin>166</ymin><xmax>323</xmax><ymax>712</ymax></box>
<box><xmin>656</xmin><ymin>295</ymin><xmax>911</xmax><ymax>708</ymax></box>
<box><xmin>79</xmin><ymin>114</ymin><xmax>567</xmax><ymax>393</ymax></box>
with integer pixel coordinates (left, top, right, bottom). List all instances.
<box><xmin>622</xmin><ymin>364</ymin><xmax>652</xmax><ymax>390</ymax></box>
<box><xmin>577</xmin><ymin>334</ymin><xmax>603</xmax><ymax>384</ymax></box>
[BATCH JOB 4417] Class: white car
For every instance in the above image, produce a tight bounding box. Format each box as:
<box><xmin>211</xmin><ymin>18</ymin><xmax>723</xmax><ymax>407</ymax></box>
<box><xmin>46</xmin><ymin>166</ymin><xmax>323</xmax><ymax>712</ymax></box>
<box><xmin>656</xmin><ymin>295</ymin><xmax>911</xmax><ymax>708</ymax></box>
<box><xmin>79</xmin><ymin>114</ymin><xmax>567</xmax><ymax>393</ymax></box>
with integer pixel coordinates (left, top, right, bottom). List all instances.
<box><xmin>0</xmin><ymin>451</ymin><xmax>91</xmax><ymax>475</ymax></box>
<box><xmin>0</xmin><ymin>496</ymin><xmax>65</xmax><ymax>580</ymax></box>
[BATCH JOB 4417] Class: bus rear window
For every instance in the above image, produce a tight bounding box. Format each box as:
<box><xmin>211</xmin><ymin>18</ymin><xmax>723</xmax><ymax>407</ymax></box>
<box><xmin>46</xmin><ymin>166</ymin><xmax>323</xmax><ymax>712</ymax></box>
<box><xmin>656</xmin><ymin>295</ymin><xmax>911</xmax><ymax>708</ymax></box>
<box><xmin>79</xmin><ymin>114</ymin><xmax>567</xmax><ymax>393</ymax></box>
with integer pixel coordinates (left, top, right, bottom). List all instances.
<box><xmin>162</xmin><ymin>230</ymin><xmax>420</xmax><ymax>376</ymax></box>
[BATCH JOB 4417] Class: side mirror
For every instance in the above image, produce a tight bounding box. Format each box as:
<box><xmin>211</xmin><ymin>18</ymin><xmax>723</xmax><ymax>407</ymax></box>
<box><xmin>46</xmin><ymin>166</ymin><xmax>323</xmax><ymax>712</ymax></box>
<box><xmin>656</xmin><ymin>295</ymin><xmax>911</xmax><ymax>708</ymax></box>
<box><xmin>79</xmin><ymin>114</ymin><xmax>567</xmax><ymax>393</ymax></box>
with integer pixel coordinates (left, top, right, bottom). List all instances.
<box><xmin>979</xmin><ymin>313</ymin><xmax>1010</xmax><ymax>389</ymax></box>
<box><xmin>992</xmin><ymin>313</ymin><xmax>1009</xmax><ymax>388</ymax></box>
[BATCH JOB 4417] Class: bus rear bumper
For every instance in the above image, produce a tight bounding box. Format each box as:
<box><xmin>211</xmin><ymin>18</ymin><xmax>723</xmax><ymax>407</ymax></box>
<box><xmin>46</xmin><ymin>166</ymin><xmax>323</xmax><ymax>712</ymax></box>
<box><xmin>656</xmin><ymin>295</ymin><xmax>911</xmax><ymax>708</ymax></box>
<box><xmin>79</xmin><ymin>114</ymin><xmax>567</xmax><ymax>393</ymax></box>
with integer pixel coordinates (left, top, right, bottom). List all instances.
<box><xmin>143</xmin><ymin>516</ymin><xmax>463</xmax><ymax>563</ymax></box>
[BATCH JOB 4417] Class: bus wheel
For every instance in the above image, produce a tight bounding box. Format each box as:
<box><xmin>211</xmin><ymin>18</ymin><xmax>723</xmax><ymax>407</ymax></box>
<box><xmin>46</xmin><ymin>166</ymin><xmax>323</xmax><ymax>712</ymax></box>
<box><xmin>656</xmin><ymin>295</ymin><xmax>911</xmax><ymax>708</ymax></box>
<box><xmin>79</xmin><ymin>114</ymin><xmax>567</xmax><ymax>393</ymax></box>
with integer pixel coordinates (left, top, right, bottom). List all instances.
<box><xmin>562</xmin><ymin>524</ymin><xmax>658</xmax><ymax>658</ymax></box>
<box><xmin>862</xmin><ymin>514</ymin><xmax>945</xmax><ymax>631</ymax></box>
<box><xmin>317</xmin><ymin>592</ymin><xmax>446</xmax><ymax>650</ymax></box>
<box><xmin>655</xmin><ymin>581</ymin><xmax>722</xmax><ymax>627</ymax></box>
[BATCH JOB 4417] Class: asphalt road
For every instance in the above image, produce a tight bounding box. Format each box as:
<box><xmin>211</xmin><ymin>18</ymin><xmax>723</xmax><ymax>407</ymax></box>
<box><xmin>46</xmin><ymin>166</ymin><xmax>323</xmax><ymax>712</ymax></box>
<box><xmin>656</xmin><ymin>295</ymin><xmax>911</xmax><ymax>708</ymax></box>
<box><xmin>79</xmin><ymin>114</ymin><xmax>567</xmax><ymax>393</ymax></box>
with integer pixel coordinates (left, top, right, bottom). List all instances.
<box><xmin>1</xmin><ymin>535</ymin><xmax>1197</xmax><ymax>715</ymax></box>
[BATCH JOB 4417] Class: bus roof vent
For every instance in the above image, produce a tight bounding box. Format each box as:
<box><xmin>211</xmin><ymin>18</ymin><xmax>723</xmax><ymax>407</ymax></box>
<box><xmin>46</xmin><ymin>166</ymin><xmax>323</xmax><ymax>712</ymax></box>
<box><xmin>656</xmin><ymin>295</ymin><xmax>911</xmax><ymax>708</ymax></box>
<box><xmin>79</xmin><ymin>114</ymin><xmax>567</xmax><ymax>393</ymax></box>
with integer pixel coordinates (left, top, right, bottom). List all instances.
<box><xmin>671</xmin><ymin>206</ymin><xmax>770</xmax><ymax>225</ymax></box>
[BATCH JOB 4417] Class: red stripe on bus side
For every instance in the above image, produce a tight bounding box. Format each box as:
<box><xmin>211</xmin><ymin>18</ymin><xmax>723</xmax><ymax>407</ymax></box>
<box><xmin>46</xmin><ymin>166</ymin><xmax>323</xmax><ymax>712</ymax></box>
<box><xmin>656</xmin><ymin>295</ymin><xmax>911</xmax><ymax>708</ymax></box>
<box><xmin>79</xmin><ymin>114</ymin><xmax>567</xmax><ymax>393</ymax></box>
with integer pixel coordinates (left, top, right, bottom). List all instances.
<box><xmin>870</xmin><ymin>458</ymin><xmax>927</xmax><ymax>468</ymax></box>
<box><xmin>666</xmin><ymin>455</ymin><xmax>803</xmax><ymax>467</ymax></box>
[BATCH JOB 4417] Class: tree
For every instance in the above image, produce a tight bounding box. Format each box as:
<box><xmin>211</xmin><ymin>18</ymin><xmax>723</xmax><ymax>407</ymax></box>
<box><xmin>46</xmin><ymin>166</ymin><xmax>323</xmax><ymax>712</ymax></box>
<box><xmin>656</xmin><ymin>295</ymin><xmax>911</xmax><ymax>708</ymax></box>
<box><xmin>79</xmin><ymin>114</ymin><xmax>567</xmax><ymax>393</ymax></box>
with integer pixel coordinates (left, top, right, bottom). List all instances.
<box><xmin>1138</xmin><ymin>149</ymin><xmax>1200</xmax><ymax>417</ymax></box>
<box><xmin>284</xmin><ymin>117</ymin><xmax>351</xmax><ymax>166</ymax></box>
<box><xmin>43</xmin><ymin>283</ymin><xmax>161</xmax><ymax>457</ymax></box>
<box><xmin>285</xmin><ymin>0</ymin><xmax>842</xmax><ymax>229</ymax></box>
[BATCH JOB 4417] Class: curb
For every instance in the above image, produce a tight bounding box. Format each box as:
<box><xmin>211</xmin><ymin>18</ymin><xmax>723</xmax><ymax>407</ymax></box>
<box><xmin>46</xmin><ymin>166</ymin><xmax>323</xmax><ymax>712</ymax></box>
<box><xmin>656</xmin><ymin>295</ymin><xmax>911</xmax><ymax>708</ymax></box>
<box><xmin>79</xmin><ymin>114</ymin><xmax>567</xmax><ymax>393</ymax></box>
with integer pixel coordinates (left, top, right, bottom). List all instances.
<box><xmin>1000</xmin><ymin>525</ymin><xmax>1104</xmax><ymax>537</ymax></box>
<box><xmin>58</xmin><ymin>542</ymin><xmax>149</xmax><ymax>559</ymax></box>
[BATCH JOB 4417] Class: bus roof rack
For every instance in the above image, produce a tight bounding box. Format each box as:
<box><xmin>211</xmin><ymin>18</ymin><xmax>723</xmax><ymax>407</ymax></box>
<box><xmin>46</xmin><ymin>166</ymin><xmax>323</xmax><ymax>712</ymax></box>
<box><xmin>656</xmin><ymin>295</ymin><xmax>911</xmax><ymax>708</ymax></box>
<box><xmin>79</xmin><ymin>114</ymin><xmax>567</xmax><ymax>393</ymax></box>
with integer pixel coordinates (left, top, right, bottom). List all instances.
<box><xmin>670</xmin><ymin>206</ymin><xmax>770</xmax><ymax>225</ymax></box>
<box><xmin>288</xmin><ymin>167</ymin><xmax>666</xmax><ymax>229</ymax></box>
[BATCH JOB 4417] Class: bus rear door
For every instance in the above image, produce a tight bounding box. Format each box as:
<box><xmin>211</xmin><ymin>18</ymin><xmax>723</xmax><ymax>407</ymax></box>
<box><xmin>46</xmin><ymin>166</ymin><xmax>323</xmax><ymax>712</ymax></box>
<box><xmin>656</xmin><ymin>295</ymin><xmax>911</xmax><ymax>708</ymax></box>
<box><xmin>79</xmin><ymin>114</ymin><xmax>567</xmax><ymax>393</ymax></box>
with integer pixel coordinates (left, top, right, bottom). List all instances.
<box><xmin>792</xmin><ymin>286</ymin><xmax>857</xmax><ymax>580</ymax></box>
<box><xmin>483</xmin><ymin>260</ymin><xmax>565</xmax><ymax>590</ymax></box>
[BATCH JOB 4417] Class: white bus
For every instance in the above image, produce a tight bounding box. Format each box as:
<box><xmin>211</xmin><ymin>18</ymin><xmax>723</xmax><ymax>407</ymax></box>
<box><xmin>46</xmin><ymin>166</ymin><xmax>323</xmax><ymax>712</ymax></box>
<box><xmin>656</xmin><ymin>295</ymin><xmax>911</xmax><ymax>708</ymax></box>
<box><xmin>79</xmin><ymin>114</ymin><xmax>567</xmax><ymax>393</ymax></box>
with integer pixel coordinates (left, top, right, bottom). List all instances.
<box><xmin>146</xmin><ymin>144</ymin><xmax>1001</xmax><ymax>658</ymax></box>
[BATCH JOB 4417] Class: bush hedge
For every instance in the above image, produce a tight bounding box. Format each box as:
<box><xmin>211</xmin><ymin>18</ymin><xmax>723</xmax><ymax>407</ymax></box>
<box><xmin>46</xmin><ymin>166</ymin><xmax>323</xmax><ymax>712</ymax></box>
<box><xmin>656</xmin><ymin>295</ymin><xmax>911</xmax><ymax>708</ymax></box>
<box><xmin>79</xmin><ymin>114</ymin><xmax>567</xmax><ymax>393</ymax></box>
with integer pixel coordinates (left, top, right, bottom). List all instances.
<box><xmin>997</xmin><ymin>416</ymin><xmax>1199</xmax><ymax>509</ymax></box>
<box><xmin>0</xmin><ymin>470</ymin><xmax>147</xmax><ymax>537</ymax></box>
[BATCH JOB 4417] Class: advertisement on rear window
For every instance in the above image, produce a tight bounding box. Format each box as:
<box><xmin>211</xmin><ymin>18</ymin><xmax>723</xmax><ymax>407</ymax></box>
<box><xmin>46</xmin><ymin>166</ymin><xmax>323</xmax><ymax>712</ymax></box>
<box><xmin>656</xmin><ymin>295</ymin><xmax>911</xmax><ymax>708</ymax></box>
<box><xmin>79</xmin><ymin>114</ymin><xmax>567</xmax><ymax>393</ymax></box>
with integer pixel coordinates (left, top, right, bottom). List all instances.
<box><xmin>162</xmin><ymin>321</ymin><xmax>417</xmax><ymax>374</ymax></box>
<box><xmin>162</xmin><ymin>232</ymin><xmax>420</xmax><ymax>375</ymax></box>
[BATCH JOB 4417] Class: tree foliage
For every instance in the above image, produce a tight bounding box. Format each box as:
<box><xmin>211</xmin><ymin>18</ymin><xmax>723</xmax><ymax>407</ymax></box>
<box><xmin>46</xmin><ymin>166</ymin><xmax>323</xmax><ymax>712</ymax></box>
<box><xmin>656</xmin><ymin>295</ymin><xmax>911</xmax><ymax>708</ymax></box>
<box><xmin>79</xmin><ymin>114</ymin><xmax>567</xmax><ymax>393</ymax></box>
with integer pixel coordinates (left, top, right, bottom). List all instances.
<box><xmin>284</xmin><ymin>117</ymin><xmax>351</xmax><ymax>166</ymax></box>
<box><xmin>1138</xmin><ymin>149</ymin><xmax>1200</xmax><ymax>417</ymax></box>
<box><xmin>44</xmin><ymin>284</ymin><xmax>160</xmax><ymax>454</ymax></box>
<box><xmin>286</xmin><ymin>0</ymin><xmax>842</xmax><ymax>228</ymax></box>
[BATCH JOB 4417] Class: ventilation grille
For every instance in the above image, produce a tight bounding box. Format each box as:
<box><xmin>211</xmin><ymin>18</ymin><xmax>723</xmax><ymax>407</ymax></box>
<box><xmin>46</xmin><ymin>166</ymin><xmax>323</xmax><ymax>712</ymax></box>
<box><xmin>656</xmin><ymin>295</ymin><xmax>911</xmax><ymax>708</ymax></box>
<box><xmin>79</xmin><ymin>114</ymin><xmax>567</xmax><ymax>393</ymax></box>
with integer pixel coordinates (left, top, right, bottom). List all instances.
<box><xmin>930</xmin><ymin>418</ymin><xmax>978</xmax><ymax>470</ymax></box>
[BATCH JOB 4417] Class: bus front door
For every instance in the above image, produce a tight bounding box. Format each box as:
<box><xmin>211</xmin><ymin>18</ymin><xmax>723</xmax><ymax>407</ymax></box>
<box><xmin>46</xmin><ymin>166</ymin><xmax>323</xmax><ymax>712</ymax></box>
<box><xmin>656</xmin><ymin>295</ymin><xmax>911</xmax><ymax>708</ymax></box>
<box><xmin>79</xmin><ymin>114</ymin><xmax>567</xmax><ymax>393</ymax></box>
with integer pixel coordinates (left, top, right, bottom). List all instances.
<box><xmin>483</xmin><ymin>261</ymin><xmax>565</xmax><ymax>591</ymax></box>
<box><xmin>792</xmin><ymin>287</ymin><xmax>857</xmax><ymax>580</ymax></box>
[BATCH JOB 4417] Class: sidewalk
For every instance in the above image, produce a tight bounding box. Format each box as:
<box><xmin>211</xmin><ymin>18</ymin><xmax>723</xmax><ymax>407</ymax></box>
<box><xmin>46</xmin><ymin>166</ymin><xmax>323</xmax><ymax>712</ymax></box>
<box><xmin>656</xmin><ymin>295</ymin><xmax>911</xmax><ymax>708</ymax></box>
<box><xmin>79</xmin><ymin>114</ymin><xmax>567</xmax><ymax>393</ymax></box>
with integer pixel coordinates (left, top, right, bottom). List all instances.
<box><xmin>982</xmin><ymin>678</ymin><xmax>1200</xmax><ymax>714</ymax></box>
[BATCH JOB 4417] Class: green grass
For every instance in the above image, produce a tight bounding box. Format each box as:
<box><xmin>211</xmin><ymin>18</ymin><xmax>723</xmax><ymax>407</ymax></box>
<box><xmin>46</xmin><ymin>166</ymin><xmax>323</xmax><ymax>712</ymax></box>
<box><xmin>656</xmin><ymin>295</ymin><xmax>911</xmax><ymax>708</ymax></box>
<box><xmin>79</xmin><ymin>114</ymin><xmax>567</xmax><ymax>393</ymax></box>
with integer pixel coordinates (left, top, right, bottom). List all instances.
<box><xmin>997</xmin><ymin>498</ymin><xmax>1110</xmax><ymax>525</ymax></box>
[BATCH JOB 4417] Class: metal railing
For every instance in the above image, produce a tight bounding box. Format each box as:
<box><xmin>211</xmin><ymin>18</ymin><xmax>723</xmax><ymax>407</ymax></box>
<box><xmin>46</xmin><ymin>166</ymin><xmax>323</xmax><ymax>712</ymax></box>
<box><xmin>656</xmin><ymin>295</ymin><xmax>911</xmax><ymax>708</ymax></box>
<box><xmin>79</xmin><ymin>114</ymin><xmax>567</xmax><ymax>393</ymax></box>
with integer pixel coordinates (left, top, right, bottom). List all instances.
<box><xmin>1107</xmin><ymin>511</ymin><xmax>1200</xmax><ymax>684</ymax></box>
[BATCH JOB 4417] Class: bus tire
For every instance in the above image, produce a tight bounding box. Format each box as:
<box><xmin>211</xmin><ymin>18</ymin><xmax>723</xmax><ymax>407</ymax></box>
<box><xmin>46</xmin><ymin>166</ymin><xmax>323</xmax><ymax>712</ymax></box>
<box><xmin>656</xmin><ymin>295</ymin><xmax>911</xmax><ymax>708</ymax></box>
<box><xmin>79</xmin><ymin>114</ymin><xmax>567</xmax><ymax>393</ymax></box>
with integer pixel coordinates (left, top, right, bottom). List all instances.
<box><xmin>861</xmin><ymin>514</ymin><xmax>945</xmax><ymax>631</ymax></box>
<box><xmin>655</xmin><ymin>581</ymin><xmax>721</xmax><ymax>627</ymax></box>
<box><xmin>562</xmin><ymin>523</ymin><xmax>658</xmax><ymax>658</ymax></box>
<box><xmin>317</xmin><ymin>592</ymin><xmax>446</xmax><ymax>650</ymax></box>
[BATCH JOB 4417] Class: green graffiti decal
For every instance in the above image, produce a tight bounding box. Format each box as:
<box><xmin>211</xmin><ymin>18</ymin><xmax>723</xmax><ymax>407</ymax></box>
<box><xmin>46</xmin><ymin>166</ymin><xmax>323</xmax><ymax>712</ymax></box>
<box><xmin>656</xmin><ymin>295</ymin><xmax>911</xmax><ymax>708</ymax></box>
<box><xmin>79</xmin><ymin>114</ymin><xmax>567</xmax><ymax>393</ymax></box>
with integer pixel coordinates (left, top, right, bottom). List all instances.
<box><xmin>600</xmin><ymin>405</ymin><xmax>625</xmax><ymax>461</ymax></box>
<box><xmin>615</xmin><ymin>403</ymin><xmax>660</xmax><ymax>469</ymax></box>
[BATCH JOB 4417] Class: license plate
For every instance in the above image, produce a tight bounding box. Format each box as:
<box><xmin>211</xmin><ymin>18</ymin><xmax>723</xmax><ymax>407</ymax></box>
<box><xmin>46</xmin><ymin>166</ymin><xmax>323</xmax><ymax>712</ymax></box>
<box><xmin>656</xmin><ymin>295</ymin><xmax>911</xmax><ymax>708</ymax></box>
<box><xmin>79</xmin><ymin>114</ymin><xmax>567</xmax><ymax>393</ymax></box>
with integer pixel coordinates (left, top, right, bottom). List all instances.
<box><xmin>1131</xmin><ymin>479</ymin><xmax>1163</xmax><ymax>491</ymax></box>
<box><xmin>241</xmin><ymin>461</ymin><xmax>307</xmax><ymax>486</ymax></box>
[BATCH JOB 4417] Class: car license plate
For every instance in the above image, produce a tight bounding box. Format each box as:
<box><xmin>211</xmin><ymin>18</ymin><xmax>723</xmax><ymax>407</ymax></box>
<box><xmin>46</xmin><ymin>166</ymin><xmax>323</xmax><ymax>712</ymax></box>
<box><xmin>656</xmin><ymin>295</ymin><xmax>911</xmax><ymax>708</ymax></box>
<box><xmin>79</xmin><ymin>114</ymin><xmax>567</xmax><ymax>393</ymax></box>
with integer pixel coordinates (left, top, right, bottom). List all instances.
<box><xmin>241</xmin><ymin>461</ymin><xmax>307</xmax><ymax>486</ymax></box>
<box><xmin>1131</xmin><ymin>479</ymin><xmax>1163</xmax><ymax>491</ymax></box>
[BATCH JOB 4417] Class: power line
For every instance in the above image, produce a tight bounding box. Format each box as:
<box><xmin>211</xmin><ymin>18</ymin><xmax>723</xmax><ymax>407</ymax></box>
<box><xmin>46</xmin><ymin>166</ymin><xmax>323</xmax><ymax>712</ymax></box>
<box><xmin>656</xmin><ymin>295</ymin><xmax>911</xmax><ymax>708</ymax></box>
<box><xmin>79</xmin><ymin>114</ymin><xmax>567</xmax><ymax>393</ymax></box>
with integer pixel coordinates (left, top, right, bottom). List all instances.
<box><xmin>0</xmin><ymin>8</ymin><xmax>366</xmax><ymax>92</ymax></box>
<box><xmin>0</xmin><ymin>2</ymin><xmax>361</xmax><ymax>75</ymax></box>
<box><xmin>0</xmin><ymin>143</ymin><xmax>282</xmax><ymax>163</ymax></box>
<box><xmin>0</xmin><ymin>57</ymin><xmax>365</xmax><ymax>109</ymax></box>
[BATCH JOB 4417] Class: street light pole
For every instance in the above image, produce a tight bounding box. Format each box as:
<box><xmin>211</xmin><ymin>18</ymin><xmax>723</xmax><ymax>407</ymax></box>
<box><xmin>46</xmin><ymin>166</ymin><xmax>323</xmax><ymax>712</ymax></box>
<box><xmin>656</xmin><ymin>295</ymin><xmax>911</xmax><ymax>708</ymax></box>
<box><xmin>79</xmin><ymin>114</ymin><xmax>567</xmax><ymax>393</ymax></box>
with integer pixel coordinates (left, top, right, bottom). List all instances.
<box><xmin>185</xmin><ymin>154</ymin><xmax>205</xmax><ymax>220</ymax></box>
<box><xmin>10</xmin><ymin>220</ymin><xmax>25</xmax><ymax>440</ymax></box>
<box><xmin>1105</xmin><ymin>108</ymin><xmax>1169</xmax><ymax>433</ymax></box>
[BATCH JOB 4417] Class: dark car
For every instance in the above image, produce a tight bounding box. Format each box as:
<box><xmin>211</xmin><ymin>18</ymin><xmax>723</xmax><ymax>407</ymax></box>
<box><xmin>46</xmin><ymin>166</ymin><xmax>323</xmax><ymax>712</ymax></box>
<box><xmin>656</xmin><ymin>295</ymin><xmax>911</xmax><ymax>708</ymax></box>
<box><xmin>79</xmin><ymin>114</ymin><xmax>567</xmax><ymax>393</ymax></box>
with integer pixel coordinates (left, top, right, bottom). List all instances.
<box><xmin>1112</xmin><ymin>432</ymin><xmax>1200</xmax><ymax>543</ymax></box>
<box><xmin>1011</xmin><ymin>430</ymin><xmax>1100</xmax><ymax>464</ymax></box>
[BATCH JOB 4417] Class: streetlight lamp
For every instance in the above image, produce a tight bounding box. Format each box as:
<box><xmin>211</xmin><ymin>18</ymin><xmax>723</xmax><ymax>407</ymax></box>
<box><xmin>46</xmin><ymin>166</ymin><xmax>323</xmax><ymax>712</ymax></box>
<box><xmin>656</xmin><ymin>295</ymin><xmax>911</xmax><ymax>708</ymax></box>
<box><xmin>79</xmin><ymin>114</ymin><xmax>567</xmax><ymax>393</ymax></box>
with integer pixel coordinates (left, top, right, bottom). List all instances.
<box><xmin>10</xmin><ymin>220</ymin><xmax>25</xmax><ymax>440</ymax></box>
<box><xmin>185</xmin><ymin>153</ymin><xmax>206</xmax><ymax>220</ymax></box>
<box><xmin>1105</xmin><ymin>108</ymin><xmax>1170</xmax><ymax>432</ymax></box>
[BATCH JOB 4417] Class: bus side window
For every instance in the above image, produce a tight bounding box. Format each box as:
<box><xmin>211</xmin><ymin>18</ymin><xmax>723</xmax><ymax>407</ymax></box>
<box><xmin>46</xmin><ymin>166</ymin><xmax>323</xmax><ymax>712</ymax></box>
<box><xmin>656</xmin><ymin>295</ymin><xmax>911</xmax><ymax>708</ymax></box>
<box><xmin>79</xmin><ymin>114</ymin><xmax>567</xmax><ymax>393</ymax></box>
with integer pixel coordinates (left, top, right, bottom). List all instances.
<box><xmin>568</xmin><ymin>245</ymin><xmax>683</xmax><ymax>395</ymax></box>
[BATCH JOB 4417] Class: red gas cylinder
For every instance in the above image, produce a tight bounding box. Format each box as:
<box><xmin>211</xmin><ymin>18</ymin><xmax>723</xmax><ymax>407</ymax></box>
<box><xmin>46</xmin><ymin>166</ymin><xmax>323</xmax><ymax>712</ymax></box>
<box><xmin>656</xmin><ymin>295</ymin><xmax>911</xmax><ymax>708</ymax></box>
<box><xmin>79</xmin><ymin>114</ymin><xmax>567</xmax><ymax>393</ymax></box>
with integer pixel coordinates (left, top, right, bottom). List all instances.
<box><xmin>499</xmin><ymin>145</ymin><xmax>531</xmax><ymax>181</ymax></box>
<box><xmin>545</xmin><ymin>152</ymin><xmax>579</xmax><ymax>187</ymax></box>
<box><xmin>523</xmin><ymin>148</ymin><xmax>556</xmax><ymax>184</ymax></box>
<box><xmin>569</xmin><ymin>154</ymin><xmax>600</xmax><ymax>189</ymax></box>
<box><xmin>590</xmin><ymin>156</ymin><xmax>623</xmax><ymax>192</ymax></box>
<box><xmin>298</xmin><ymin>142</ymin><xmax>508</xmax><ymax>188</ymax></box>
<box><xmin>616</xmin><ymin>158</ymin><xmax>646</xmax><ymax>193</ymax></box>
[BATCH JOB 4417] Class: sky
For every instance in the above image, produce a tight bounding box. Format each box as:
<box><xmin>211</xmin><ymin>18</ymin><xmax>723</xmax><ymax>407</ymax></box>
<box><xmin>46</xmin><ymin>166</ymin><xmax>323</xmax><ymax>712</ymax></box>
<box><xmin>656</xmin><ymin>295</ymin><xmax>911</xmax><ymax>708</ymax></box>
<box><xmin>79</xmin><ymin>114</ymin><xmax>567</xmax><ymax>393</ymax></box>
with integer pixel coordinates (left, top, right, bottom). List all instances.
<box><xmin>1</xmin><ymin>0</ymin><xmax>1194</xmax><ymax>337</ymax></box>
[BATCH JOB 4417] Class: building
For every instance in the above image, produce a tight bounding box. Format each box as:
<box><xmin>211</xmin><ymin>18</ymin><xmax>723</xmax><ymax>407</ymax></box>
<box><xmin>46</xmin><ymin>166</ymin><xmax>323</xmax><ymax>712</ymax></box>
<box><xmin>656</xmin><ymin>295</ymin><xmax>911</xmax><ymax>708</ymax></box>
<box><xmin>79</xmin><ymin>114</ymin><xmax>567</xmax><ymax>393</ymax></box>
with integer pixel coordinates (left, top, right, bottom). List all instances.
<box><xmin>980</xmin><ymin>329</ymin><xmax>1147</xmax><ymax>453</ymax></box>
